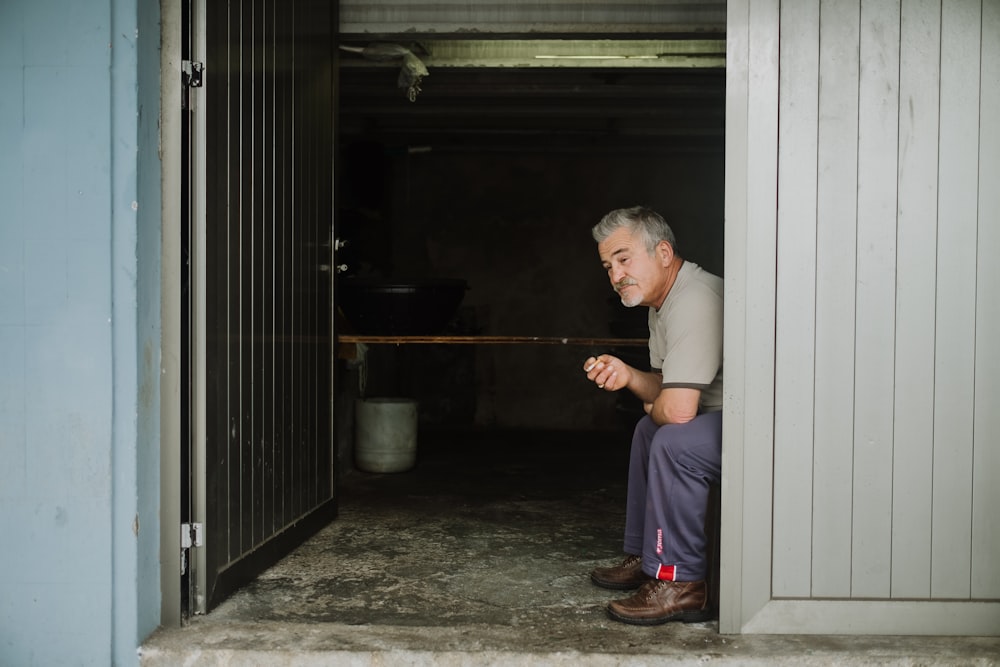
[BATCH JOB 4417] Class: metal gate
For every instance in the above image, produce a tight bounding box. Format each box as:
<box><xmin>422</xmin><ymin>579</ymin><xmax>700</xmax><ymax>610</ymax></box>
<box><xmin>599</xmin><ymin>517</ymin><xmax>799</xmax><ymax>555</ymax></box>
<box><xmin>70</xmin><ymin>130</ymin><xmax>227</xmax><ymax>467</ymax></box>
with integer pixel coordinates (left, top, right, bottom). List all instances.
<box><xmin>186</xmin><ymin>0</ymin><xmax>336</xmax><ymax>614</ymax></box>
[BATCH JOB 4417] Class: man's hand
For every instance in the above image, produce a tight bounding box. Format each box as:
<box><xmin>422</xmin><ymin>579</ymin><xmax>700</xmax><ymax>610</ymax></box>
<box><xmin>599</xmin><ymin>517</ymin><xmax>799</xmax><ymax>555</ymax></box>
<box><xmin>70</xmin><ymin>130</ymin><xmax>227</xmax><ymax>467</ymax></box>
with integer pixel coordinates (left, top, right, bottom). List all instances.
<box><xmin>583</xmin><ymin>354</ymin><xmax>628</xmax><ymax>392</ymax></box>
<box><xmin>583</xmin><ymin>355</ymin><xmax>663</xmax><ymax>404</ymax></box>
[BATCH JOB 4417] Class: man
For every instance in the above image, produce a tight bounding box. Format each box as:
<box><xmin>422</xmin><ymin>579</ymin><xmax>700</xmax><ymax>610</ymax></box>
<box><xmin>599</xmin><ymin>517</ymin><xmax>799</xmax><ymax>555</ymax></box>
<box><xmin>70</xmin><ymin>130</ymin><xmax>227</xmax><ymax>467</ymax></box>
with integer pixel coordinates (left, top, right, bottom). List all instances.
<box><xmin>584</xmin><ymin>205</ymin><xmax>723</xmax><ymax>625</ymax></box>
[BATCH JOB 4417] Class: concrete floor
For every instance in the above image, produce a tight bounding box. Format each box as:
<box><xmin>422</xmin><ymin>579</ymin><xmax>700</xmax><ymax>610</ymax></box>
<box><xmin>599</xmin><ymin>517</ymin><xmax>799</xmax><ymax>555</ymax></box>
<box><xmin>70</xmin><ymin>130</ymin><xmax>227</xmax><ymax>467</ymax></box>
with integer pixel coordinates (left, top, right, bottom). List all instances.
<box><xmin>141</xmin><ymin>428</ymin><xmax>999</xmax><ymax>666</ymax></box>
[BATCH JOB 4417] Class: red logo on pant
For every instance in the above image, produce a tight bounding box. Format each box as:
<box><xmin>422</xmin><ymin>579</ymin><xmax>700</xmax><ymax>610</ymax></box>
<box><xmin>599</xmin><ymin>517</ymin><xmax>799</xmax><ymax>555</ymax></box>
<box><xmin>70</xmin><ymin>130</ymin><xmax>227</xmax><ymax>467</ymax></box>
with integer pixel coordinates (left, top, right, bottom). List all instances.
<box><xmin>656</xmin><ymin>564</ymin><xmax>677</xmax><ymax>581</ymax></box>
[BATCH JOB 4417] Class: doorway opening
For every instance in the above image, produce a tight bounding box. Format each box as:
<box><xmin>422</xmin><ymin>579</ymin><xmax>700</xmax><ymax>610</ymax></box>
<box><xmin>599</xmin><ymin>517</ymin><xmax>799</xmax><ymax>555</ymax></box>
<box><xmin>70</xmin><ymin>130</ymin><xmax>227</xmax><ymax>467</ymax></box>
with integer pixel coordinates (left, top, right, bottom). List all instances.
<box><xmin>326</xmin><ymin>46</ymin><xmax>727</xmax><ymax>630</ymax></box>
<box><xmin>333</xmin><ymin>46</ymin><xmax>726</xmax><ymax>441</ymax></box>
<box><xmin>175</xmin><ymin>12</ymin><xmax>726</xmax><ymax>625</ymax></box>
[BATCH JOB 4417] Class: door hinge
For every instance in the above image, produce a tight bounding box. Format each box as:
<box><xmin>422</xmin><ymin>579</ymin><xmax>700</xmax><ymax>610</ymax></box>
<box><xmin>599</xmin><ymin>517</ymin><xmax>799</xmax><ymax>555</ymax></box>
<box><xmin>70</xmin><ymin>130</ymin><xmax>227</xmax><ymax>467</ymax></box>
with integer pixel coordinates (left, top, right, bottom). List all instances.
<box><xmin>180</xmin><ymin>522</ymin><xmax>204</xmax><ymax>575</ymax></box>
<box><xmin>182</xmin><ymin>60</ymin><xmax>204</xmax><ymax>88</ymax></box>
<box><xmin>181</xmin><ymin>522</ymin><xmax>204</xmax><ymax>549</ymax></box>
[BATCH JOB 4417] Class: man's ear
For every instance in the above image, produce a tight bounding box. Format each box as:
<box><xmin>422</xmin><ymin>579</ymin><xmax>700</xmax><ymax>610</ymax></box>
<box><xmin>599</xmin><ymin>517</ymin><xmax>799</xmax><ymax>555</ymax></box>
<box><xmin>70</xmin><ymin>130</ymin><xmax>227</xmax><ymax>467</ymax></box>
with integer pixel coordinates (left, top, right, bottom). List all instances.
<box><xmin>657</xmin><ymin>240</ymin><xmax>674</xmax><ymax>266</ymax></box>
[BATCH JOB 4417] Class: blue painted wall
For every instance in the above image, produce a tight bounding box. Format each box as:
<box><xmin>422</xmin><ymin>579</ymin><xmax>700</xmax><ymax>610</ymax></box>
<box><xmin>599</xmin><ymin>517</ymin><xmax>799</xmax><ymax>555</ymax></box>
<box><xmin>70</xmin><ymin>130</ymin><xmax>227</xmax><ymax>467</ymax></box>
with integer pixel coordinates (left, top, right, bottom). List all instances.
<box><xmin>0</xmin><ymin>0</ymin><xmax>161</xmax><ymax>664</ymax></box>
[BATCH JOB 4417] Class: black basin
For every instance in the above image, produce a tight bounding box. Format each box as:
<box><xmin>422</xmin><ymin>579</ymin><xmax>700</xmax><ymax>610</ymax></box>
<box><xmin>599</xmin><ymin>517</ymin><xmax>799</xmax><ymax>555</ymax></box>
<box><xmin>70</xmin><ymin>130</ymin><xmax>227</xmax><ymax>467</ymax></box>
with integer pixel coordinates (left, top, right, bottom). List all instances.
<box><xmin>337</xmin><ymin>278</ymin><xmax>468</xmax><ymax>335</ymax></box>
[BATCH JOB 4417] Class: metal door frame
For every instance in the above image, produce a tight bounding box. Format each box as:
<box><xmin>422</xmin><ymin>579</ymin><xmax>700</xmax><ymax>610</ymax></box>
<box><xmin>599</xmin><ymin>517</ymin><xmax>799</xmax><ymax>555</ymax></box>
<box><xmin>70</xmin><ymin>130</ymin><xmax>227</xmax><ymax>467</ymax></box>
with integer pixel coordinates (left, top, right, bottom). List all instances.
<box><xmin>160</xmin><ymin>0</ymin><xmax>208</xmax><ymax>621</ymax></box>
<box><xmin>187</xmin><ymin>0</ymin><xmax>209</xmax><ymax>615</ymax></box>
<box><xmin>160</xmin><ymin>0</ymin><xmax>184</xmax><ymax>628</ymax></box>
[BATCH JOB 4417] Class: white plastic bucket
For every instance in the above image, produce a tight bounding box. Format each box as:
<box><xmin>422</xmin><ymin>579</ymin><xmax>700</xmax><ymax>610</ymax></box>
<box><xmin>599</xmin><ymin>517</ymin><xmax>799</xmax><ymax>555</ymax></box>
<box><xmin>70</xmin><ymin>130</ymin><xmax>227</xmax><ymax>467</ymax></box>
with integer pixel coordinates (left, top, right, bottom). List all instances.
<box><xmin>354</xmin><ymin>398</ymin><xmax>418</xmax><ymax>473</ymax></box>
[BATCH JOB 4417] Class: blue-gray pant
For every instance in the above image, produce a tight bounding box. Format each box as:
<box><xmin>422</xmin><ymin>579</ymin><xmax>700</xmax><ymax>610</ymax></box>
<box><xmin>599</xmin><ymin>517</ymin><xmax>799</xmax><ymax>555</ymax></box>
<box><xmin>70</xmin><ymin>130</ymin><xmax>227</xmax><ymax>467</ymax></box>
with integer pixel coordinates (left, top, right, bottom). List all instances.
<box><xmin>623</xmin><ymin>411</ymin><xmax>722</xmax><ymax>582</ymax></box>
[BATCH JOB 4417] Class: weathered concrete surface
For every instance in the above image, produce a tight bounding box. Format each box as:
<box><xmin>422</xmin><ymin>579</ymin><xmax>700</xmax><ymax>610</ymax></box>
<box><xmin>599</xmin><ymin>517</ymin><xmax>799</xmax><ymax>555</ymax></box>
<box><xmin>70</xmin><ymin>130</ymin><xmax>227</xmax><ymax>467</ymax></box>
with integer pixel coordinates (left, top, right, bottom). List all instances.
<box><xmin>141</xmin><ymin>429</ymin><xmax>1000</xmax><ymax>666</ymax></box>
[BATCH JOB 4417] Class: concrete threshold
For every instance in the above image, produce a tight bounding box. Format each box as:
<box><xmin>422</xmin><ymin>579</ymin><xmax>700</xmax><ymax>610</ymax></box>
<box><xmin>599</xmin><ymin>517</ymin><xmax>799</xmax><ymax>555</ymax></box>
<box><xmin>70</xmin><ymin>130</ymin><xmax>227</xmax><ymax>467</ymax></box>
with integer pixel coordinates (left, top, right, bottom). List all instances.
<box><xmin>140</xmin><ymin>619</ymin><xmax>1000</xmax><ymax>666</ymax></box>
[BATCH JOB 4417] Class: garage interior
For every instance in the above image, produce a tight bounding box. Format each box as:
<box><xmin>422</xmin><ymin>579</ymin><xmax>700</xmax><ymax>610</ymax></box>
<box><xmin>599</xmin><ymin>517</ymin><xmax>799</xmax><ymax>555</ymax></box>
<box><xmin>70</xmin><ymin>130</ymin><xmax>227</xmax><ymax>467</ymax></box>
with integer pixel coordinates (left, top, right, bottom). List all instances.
<box><xmin>176</xmin><ymin>0</ymin><xmax>732</xmax><ymax>634</ymax></box>
<box><xmin>313</xmin><ymin>27</ymin><xmax>732</xmax><ymax>651</ymax></box>
<box><xmin>327</xmin><ymin>37</ymin><xmax>731</xmax><ymax>639</ymax></box>
<box><xmin>331</xmin><ymin>40</ymin><xmax>727</xmax><ymax>445</ymax></box>
<box><xmin>194</xmin><ymin>28</ymin><xmax>733</xmax><ymax>656</ymax></box>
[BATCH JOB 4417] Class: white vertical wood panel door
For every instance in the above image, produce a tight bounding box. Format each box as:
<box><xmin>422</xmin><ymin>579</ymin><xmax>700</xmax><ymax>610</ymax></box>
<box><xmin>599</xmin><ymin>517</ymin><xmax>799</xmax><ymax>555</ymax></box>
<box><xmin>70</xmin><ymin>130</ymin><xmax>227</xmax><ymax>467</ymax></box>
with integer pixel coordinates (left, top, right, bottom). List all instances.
<box><xmin>931</xmin><ymin>0</ymin><xmax>981</xmax><ymax>600</ymax></box>
<box><xmin>771</xmin><ymin>0</ymin><xmax>819</xmax><ymax>599</ymax></box>
<box><xmin>890</xmin><ymin>0</ymin><xmax>940</xmax><ymax>600</ymax></box>
<box><xmin>723</xmin><ymin>0</ymin><xmax>1000</xmax><ymax>634</ymax></box>
<box><xmin>811</xmin><ymin>0</ymin><xmax>860</xmax><ymax>600</ymax></box>
<box><xmin>721</xmin><ymin>0</ymin><xmax>781</xmax><ymax>632</ymax></box>
<box><xmin>972</xmin><ymin>0</ymin><xmax>1000</xmax><ymax>602</ymax></box>
<box><xmin>850</xmin><ymin>0</ymin><xmax>900</xmax><ymax>600</ymax></box>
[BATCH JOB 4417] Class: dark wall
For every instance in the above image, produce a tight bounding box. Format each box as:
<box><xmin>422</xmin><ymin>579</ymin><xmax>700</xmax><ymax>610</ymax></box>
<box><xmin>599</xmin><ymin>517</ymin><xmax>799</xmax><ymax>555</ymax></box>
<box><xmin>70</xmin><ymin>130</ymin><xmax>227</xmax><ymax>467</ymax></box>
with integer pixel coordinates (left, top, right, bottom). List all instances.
<box><xmin>338</xmin><ymin>143</ymin><xmax>725</xmax><ymax>430</ymax></box>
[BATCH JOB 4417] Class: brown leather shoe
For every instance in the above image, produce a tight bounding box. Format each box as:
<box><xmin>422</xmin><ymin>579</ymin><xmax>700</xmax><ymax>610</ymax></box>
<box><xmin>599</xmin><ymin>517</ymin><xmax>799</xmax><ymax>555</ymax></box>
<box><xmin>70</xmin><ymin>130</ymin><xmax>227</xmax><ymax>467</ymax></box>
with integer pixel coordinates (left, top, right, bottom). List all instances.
<box><xmin>606</xmin><ymin>579</ymin><xmax>712</xmax><ymax>625</ymax></box>
<box><xmin>590</xmin><ymin>554</ymin><xmax>650</xmax><ymax>590</ymax></box>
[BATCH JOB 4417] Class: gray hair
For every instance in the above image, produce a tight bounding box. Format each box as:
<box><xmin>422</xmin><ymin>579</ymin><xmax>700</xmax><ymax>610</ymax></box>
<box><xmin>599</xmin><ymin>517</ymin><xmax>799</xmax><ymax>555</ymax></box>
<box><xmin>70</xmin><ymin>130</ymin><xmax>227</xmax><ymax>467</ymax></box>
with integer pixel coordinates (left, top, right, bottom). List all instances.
<box><xmin>591</xmin><ymin>206</ymin><xmax>676</xmax><ymax>255</ymax></box>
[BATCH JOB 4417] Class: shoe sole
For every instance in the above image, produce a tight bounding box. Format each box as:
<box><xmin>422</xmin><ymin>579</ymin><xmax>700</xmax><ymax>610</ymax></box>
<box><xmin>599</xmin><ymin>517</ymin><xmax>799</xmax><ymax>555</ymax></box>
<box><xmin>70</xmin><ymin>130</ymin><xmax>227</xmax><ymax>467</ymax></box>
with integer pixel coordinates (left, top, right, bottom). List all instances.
<box><xmin>590</xmin><ymin>574</ymin><xmax>649</xmax><ymax>590</ymax></box>
<box><xmin>606</xmin><ymin>605</ymin><xmax>715</xmax><ymax>626</ymax></box>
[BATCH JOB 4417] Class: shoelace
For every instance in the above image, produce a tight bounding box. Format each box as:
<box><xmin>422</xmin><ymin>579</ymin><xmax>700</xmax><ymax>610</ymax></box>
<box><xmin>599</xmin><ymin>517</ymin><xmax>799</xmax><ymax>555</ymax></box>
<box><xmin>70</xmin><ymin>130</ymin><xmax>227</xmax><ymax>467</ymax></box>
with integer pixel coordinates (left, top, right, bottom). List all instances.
<box><xmin>622</xmin><ymin>554</ymin><xmax>641</xmax><ymax>568</ymax></box>
<box><xmin>640</xmin><ymin>579</ymin><xmax>669</xmax><ymax>600</ymax></box>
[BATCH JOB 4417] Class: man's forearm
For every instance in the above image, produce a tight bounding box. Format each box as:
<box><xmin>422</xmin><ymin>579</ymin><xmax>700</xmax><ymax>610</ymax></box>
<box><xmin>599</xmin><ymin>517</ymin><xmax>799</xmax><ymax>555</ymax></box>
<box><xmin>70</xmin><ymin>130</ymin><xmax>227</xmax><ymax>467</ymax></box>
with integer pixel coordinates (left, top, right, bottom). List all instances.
<box><xmin>627</xmin><ymin>369</ymin><xmax>664</xmax><ymax>404</ymax></box>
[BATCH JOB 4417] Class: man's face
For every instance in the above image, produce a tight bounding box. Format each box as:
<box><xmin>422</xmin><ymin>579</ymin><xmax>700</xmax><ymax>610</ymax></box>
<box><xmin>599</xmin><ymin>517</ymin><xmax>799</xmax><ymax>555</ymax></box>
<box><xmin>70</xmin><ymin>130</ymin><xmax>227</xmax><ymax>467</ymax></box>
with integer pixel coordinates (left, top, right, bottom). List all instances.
<box><xmin>597</xmin><ymin>227</ymin><xmax>665</xmax><ymax>308</ymax></box>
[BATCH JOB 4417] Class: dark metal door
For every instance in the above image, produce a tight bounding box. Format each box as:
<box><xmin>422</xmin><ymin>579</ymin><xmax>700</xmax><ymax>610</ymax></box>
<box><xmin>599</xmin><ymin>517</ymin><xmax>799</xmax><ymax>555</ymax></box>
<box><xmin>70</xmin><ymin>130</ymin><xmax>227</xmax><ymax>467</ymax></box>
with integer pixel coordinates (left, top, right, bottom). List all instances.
<box><xmin>193</xmin><ymin>0</ymin><xmax>336</xmax><ymax>612</ymax></box>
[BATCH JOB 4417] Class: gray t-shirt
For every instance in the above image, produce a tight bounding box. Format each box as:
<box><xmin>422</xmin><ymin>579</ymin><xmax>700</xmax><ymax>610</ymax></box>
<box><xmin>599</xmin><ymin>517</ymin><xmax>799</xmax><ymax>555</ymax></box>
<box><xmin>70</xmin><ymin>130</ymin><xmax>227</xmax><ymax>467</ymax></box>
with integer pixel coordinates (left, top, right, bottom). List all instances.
<box><xmin>647</xmin><ymin>261</ymin><xmax>724</xmax><ymax>413</ymax></box>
